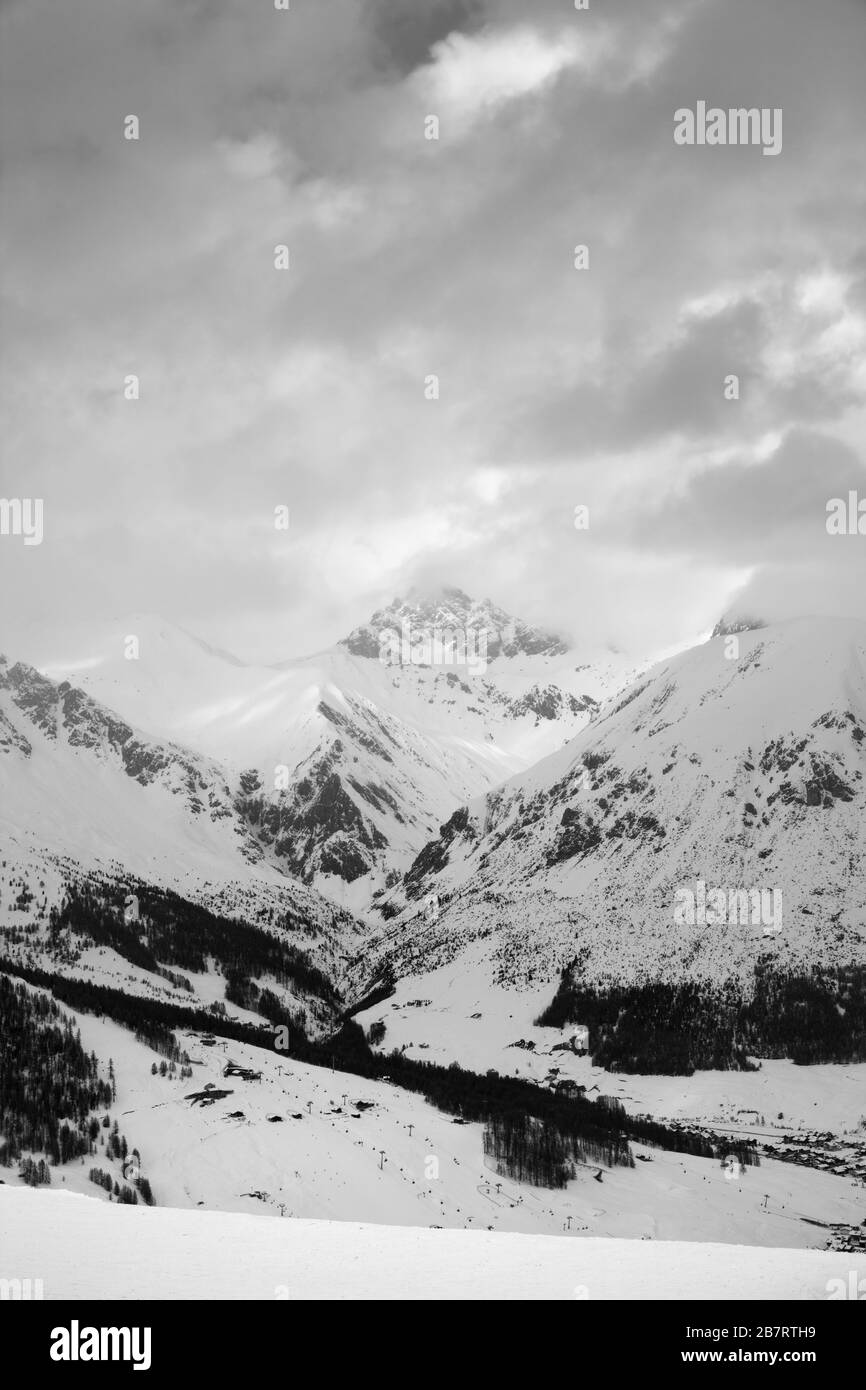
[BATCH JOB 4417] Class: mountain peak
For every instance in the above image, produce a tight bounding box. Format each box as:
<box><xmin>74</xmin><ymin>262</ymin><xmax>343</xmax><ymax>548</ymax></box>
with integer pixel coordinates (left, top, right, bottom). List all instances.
<box><xmin>339</xmin><ymin>591</ymin><xmax>568</xmax><ymax>662</ymax></box>
<box><xmin>711</xmin><ymin>614</ymin><xmax>767</xmax><ymax>640</ymax></box>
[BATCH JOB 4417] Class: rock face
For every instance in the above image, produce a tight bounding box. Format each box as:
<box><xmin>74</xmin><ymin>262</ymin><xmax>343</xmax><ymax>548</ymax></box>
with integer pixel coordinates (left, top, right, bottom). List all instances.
<box><xmin>361</xmin><ymin>617</ymin><xmax>866</xmax><ymax>992</ymax></box>
<box><xmin>507</xmin><ymin>685</ymin><xmax>599</xmax><ymax>724</ymax></box>
<box><xmin>235</xmin><ymin>744</ymin><xmax>389</xmax><ymax>886</ymax></box>
<box><xmin>711</xmin><ymin>615</ymin><xmax>767</xmax><ymax>639</ymax></box>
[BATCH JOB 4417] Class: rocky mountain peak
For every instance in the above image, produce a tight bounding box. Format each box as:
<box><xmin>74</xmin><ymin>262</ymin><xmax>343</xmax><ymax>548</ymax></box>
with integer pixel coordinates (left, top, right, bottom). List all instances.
<box><xmin>340</xmin><ymin>590</ymin><xmax>568</xmax><ymax>662</ymax></box>
<box><xmin>711</xmin><ymin>615</ymin><xmax>767</xmax><ymax>639</ymax></box>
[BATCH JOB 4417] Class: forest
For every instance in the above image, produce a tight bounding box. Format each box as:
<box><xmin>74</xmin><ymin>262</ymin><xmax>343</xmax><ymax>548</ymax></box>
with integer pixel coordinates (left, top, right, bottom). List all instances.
<box><xmin>0</xmin><ymin>974</ymin><xmax>113</xmax><ymax>1168</ymax></box>
<box><xmin>482</xmin><ymin>1112</ymin><xmax>632</xmax><ymax>1188</ymax></box>
<box><xmin>535</xmin><ymin>963</ymin><xmax>866</xmax><ymax>1072</ymax></box>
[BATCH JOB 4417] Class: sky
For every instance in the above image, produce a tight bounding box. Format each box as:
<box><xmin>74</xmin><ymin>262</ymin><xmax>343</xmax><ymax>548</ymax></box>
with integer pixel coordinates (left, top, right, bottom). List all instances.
<box><xmin>1</xmin><ymin>0</ymin><xmax>865</xmax><ymax>665</ymax></box>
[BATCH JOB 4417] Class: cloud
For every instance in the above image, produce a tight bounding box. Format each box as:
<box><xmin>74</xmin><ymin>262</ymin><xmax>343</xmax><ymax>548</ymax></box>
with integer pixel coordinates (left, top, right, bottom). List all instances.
<box><xmin>629</xmin><ymin>429</ymin><xmax>866</xmax><ymax>559</ymax></box>
<box><xmin>412</xmin><ymin>25</ymin><xmax>590</xmax><ymax>134</ymax></box>
<box><xmin>0</xmin><ymin>0</ymin><xmax>864</xmax><ymax>662</ymax></box>
<box><xmin>615</xmin><ymin>429</ymin><xmax>866</xmax><ymax>626</ymax></box>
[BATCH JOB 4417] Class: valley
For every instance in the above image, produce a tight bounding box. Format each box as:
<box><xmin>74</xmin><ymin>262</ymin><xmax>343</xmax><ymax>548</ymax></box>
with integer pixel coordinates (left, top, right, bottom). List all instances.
<box><xmin>2</xmin><ymin>593</ymin><xmax>865</xmax><ymax>1278</ymax></box>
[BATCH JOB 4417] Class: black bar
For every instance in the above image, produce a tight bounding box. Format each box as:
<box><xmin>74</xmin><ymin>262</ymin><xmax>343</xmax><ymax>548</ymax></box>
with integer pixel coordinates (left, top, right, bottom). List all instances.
<box><xmin>5</xmin><ymin>1298</ymin><xmax>860</xmax><ymax>1376</ymax></box>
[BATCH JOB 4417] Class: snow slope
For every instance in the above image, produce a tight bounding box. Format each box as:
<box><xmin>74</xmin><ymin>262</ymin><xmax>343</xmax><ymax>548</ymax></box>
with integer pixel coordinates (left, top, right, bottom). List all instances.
<box><xmin>3</xmin><ymin>1004</ymin><xmax>861</xmax><ymax>1250</ymax></box>
<box><xmin>2</xmin><ymin>1187</ymin><xmax>861</xmax><ymax>1300</ymax></box>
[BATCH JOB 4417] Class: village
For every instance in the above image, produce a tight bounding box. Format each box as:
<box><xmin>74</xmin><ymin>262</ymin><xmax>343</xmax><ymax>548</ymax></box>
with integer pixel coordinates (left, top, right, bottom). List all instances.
<box><xmin>768</xmin><ymin>1129</ymin><xmax>866</xmax><ymax>1186</ymax></box>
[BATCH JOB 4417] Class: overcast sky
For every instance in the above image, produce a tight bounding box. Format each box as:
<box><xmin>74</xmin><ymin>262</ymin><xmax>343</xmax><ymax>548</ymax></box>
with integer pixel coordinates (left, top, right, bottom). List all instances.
<box><xmin>1</xmin><ymin>0</ymin><xmax>864</xmax><ymax>665</ymax></box>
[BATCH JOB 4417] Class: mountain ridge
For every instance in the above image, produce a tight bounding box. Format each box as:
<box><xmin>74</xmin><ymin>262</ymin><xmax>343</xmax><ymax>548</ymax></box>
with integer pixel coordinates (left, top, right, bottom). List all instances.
<box><xmin>15</xmin><ymin>595</ymin><xmax>643</xmax><ymax>907</ymax></box>
<box><xmin>360</xmin><ymin>616</ymin><xmax>866</xmax><ymax>995</ymax></box>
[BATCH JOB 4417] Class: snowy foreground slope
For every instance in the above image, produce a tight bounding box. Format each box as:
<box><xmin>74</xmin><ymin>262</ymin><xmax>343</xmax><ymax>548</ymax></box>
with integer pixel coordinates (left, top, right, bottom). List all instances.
<box><xmin>1</xmin><ymin>1187</ymin><xmax>859</xmax><ymax>1301</ymax></box>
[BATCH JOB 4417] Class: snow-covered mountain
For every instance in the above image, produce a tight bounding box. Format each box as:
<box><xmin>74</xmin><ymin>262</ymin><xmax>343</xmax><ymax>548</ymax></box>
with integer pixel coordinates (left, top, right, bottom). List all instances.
<box><xmin>360</xmin><ymin>617</ymin><xmax>866</xmax><ymax>998</ymax></box>
<box><xmin>28</xmin><ymin>591</ymin><xmax>646</xmax><ymax>909</ymax></box>
<box><xmin>0</xmin><ymin>652</ymin><xmax>364</xmax><ymax>1026</ymax></box>
<box><xmin>6</xmin><ymin>607</ymin><xmax>865</xmax><ymax>1031</ymax></box>
<box><xmin>4</xmin><ymin>612</ymin><xmax>866</xmax><ymax>1273</ymax></box>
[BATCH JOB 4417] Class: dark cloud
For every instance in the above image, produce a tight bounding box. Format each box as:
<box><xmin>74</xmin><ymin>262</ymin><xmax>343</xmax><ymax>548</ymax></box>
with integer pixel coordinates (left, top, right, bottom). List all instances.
<box><xmin>627</xmin><ymin>429</ymin><xmax>866</xmax><ymax>562</ymax></box>
<box><xmin>366</xmin><ymin>0</ymin><xmax>486</xmax><ymax>75</ymax></box>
